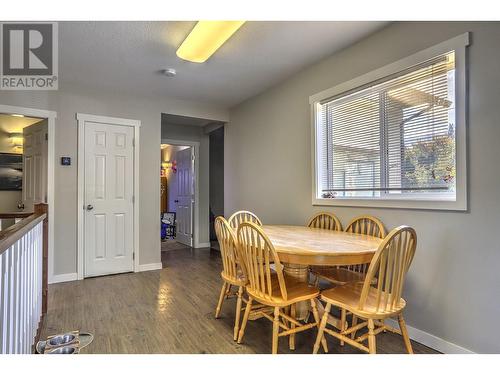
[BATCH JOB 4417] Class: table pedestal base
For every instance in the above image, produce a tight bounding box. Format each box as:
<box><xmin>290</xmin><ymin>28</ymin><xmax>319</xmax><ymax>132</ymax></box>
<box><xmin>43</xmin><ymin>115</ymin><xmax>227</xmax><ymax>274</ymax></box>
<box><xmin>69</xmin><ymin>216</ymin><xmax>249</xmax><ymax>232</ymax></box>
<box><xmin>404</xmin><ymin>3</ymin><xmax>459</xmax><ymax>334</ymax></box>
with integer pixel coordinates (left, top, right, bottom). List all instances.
<box><xmin>282</xmin><ymin>262</ymin><xmax>344</xmax><ymax>330</ymax></box>
<box><xmin>282</xmin><ymin>263</ymin><xmax>310</xmax><ymax>320</ymax></box>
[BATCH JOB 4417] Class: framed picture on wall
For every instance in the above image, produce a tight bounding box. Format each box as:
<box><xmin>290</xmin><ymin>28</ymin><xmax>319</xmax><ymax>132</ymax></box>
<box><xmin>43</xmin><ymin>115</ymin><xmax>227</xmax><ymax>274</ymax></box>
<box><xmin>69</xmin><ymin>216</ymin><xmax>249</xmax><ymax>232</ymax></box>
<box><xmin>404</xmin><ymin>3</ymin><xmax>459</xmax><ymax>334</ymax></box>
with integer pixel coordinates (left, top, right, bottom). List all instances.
<box><xmin>0</xmin><ymin>153</ymin><xmax>22</xmax><ymax>191</ymax></box>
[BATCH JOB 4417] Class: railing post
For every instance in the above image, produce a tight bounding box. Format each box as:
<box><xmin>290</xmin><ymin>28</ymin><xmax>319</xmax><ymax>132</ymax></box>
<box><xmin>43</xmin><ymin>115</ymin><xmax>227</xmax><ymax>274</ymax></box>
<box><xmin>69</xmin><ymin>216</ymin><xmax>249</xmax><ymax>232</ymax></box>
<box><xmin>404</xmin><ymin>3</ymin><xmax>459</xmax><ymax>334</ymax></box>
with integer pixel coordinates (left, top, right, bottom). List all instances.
<box><xmin>34</xmin><ymin>203</ymin><xmax>48</xmax><ymax>315</ymax></box>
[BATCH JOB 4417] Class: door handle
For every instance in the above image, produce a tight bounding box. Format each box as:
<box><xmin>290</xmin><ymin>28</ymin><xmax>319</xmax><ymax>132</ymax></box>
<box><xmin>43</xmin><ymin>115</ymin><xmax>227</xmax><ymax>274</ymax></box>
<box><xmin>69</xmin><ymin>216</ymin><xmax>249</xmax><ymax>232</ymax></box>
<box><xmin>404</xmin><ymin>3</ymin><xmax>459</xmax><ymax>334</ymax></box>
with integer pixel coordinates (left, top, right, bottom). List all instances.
<box><xmin>86</xmin><ymin>204</ymin><xmax>94</xmax><ymax>211</ymax></box>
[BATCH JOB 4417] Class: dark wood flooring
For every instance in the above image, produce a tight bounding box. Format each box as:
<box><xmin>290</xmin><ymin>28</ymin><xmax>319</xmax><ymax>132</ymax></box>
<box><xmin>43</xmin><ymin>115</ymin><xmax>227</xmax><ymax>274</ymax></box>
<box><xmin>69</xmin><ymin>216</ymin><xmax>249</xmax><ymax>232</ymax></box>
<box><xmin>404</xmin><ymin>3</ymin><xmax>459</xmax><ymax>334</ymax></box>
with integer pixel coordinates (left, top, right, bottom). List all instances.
<box><xmin>40</xmin><ymin>247</ymin><xmax>438</xmax><ymax>354</ymax></box>
<box><xmin>161</xmin><ymin>239</ymin><xmax>188</xmax><ymax>251</ymax></box>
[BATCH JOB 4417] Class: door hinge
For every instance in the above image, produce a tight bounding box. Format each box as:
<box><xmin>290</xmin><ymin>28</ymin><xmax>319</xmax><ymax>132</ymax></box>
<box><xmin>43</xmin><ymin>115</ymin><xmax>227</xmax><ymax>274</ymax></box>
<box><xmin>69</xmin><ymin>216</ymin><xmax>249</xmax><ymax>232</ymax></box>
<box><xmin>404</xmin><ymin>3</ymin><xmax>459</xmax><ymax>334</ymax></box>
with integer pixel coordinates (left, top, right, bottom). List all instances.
<box><xmin>132</xmin><ymin>252</ymin><xmax>135</xmax><ymax>260</ymax></box>
<box><xmin>132</xmin><ymin>195</ymin><xmax>135</xmax><ymax>204</ymax></box>
<box><xmin>45</xmin><ymin>133</ymin><xmax>48</xmax><ymax>141</ymax></box>
<box><xmin>132</xmin><ymin>138</ymin><xmax>135</xmax><ymax>147</ymax></box>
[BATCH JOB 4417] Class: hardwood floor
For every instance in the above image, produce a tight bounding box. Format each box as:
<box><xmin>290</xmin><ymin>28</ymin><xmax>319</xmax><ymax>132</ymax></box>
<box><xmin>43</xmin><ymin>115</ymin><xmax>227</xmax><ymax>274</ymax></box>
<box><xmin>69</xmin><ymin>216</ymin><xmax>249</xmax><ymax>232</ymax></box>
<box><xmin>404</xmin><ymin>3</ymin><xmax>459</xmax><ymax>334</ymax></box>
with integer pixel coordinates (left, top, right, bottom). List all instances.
<box><xmin>41</xmin><ymin>248</ymin><xmax>438</xmax><ymax>354</ymax></box>
<box><xmin>161</xmin><ymin>239</ymin><xmax>189</xmax><ymax>251</ymax></box>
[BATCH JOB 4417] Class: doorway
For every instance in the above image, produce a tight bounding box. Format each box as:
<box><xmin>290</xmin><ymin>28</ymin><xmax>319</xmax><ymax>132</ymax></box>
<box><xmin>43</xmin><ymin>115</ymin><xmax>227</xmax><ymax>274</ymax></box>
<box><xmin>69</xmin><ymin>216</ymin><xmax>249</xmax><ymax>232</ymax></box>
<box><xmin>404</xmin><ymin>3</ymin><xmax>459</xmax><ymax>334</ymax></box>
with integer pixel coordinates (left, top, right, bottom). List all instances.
<box><xmin>77</xmin><ymin>113</ymin><xmax>140</xmax><ymax>279</ymax></box>
<box><xmin>160</xmin><ymin>140</ymin><xmax>199</xmax><ymax>251</ymax></box>
<box><xmin>0</xmin><ymin>113</ymin><xmax>48</xmax><ymax>228</ymax></box>
<box><xmin>0</xmin><ymin>104</ymin><xmax>56</xmax><ymax>282</ymax></box>
<box><xmin>161</xmin><ymin>113</ymin><xmax>224</xmax><ymax>251</ymax></box>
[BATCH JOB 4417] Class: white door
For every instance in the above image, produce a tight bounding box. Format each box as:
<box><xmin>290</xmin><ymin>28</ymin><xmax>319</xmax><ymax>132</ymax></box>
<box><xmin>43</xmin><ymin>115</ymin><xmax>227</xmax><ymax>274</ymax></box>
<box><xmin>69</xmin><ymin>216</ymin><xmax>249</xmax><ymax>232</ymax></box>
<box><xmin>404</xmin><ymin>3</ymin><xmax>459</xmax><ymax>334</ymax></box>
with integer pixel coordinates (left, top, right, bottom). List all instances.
<box><xmin>22</xmin><ymin>120</ymin><xmax>48</xmax><ymax>212</ymax></box>
<box><xmin>175</xmin><ymin>147</ymin><xmax>193</xmax><ymax>246</ymax></box>
<box><xmin>84</xmin><ymin>121</ymin><xmax>135</xmax><ymax>277</ymax></box>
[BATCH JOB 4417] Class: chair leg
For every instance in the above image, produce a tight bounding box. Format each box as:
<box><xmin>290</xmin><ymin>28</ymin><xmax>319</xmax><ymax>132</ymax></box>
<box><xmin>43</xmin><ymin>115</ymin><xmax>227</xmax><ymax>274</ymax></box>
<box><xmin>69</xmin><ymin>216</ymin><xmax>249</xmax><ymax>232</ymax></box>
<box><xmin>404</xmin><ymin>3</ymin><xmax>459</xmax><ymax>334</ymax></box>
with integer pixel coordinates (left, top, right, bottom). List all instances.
<box><xmin>313</xmin><ymin>302</ymin><xmax>331</xmax><ymax>354</ymax></box>
<box><xmin>367</xmin><ymin>319</ymin><xmax>376</xmax><ymax>354</ymax></box>
<box><xmin>215</xmin><ymin>281</ymin><xmax>227</xmax><ymax>318</ymax></box>
<box><xmin>398</xmin><ymin>314</ymin><xmax>414</xmax><ymax>354</ymax></box>
<box><xmin>351</xmin><ymin>315</ymin><xmax>358</xmax><ymax>339</ymax></box>
<box><xmin>237</xmin><ymin>297</ymin><xmax>253</xmax><ymax>344</ymax></box>
<box><xmin>272</xmin><ymin>306</ymin><xmax>280</xmax><ymax>354</ymax></box>
<box><xmin>289</xmin><ymin>304</ymin><xmax>296</xmax><ymax>350</ymax></box>
<box><xmin>381</xmin><ymin>319</ymin><xmax>387</xmax><ymax>333</ymax></box>
<box><xmin>233</xmin><ymin>286</ymin><xmax>243</xmax><ymax>341</ymax></box>
<box><xmin>310</xmin><ymin>299</ymin><xmax>328</xmax><ymax>353</ymax></box>
<box><xmin>340</xmin><ymin>308</ymin><xmax>346</xmax><ymax>346</ymax></box>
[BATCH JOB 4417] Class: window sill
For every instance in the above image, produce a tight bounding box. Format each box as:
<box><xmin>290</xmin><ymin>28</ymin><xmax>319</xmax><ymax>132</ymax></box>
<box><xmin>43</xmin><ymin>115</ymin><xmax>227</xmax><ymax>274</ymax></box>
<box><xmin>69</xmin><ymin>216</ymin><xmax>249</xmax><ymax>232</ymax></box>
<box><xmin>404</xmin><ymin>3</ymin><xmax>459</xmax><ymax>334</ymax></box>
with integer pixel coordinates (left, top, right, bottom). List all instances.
<box><xmin>312</xmin><ymin>196</ymin><xmax>467</xmax><ymax>211</ymax></box>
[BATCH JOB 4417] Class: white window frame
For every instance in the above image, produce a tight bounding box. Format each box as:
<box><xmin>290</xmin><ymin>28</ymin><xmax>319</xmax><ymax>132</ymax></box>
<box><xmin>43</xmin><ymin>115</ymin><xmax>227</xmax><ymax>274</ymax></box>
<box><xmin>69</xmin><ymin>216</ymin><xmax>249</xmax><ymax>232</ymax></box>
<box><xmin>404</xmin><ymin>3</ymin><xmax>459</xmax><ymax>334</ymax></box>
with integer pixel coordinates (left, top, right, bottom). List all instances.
<box><xmin>310</xmin><ymin>33</ymin><xmax>469</xmax><ymax>211</ymax></box>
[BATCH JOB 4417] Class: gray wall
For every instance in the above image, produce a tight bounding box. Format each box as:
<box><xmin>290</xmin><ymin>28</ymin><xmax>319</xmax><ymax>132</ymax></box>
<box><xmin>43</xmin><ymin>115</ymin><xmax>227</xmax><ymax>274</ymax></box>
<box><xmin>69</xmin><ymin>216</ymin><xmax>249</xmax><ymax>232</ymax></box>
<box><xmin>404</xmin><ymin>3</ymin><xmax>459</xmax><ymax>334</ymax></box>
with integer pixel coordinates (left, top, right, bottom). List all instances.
<box><xmin>225</xmin><ymin>22</ymin><xmax>500</xmax><ymax>353</ymax></box>
<box><xmin>161</xmin><ymin>121</ymin><xmax>211</xmax><ymax>245</ymax></box>
<box><xmin>0</xmin><ymin>85</ymin><xmax>228</xmax><ymax>275</ymax></box>
<box><xmin>209</xmin><ymin>126</ymin><xmax>224</xmax><ymax>240</ymax></box>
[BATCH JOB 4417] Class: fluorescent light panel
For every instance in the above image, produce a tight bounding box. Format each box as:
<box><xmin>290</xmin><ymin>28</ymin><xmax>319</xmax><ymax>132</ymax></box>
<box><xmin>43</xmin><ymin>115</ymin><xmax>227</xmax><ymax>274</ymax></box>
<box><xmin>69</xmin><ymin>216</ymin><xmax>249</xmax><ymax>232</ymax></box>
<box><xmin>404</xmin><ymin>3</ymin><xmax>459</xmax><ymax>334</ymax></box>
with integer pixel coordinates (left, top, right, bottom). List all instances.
<box><xmin>176</xmin><ymin>21</ymin><xmax>245</xmax><ymax>63</ymax></box>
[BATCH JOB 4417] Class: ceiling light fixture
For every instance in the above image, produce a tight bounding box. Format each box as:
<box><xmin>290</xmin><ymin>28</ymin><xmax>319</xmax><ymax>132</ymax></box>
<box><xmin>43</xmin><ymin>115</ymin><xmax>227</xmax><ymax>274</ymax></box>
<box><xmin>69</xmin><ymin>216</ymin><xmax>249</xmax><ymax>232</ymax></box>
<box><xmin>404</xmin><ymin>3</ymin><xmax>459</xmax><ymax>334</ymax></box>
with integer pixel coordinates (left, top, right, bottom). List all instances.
<box><xmin>176</xmin><ymin>21</ymin><xmax>245</xmax><ymax>63</ymax></box>
<box><xmin>11</xmin><ymin>114</ymin><xmax>24</xmax><ymax>118</ymax></box>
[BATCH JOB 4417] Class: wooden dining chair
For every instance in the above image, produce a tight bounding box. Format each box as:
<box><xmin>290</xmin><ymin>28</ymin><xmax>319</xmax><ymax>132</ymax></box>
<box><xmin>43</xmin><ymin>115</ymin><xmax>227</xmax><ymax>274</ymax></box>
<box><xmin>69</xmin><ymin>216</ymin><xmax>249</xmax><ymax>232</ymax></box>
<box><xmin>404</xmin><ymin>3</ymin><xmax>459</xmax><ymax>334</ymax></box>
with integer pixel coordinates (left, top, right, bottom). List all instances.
<box><xmin>313</xmin><ymin>225</ymin><xmax>417</xmax><ymax>354</ymax></box>
<box><xmin>308</xmin><ymin>212</ymin><xmax>342</xmax><ymax>290</ymax></box>
<box><xmin>312</xmin><ymin>216</ymin><xmax>386</xmax><ymax>286</ymax></box>
<box><xmin>307</xmin><ymin>212</ymin><xmax>342</xmax><ymax>231</ymax></box>
<box><xmin>228</xmin><ymin>210</ymin><xmax>262</xmax><ymax>229</ymax></box>
<box><xmin>214</xmin><ymin>216</ymin><xmax>248</xmax><ymax>341</ymax></box>
<box><xmin>236</xmin><ymin>221</ymin><xmax>328</xmax><ymax>354</ymax></box>
<box><xmin>310</xmin><ymin>216</ymin><xmax>387</xmax><ymax>344</ymax></box>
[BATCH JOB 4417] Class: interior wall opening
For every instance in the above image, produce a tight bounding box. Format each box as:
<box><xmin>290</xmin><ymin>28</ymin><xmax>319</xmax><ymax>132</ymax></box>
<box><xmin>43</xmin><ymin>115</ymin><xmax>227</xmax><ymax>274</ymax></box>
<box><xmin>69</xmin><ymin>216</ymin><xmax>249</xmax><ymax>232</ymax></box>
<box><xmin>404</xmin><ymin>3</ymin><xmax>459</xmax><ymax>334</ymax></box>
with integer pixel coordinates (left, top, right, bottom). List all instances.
<box><xmin>0</xmin><ymin>112</ymin><xmax>48</xmax><ymax>230</ymax></box>
<box><xmin>160</xmin><ymin>112</ymin><xmax>225</xmax><ymax>253</ymax></box>
<box><xmin>160</xmin><ymin>143</ymin><xmax>193</xmax><ymax>251</ymax></box>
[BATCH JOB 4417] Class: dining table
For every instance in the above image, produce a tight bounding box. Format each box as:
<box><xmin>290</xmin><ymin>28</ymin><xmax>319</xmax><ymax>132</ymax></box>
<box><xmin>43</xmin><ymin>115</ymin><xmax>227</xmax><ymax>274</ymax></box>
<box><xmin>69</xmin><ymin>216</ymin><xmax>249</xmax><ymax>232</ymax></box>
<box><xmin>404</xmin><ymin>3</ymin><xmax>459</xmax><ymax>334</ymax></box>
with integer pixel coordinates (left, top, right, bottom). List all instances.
<box><xmin>262</xmin><ymin>224</ymin><xmax>383</xmax><ymax>328</ymax></box>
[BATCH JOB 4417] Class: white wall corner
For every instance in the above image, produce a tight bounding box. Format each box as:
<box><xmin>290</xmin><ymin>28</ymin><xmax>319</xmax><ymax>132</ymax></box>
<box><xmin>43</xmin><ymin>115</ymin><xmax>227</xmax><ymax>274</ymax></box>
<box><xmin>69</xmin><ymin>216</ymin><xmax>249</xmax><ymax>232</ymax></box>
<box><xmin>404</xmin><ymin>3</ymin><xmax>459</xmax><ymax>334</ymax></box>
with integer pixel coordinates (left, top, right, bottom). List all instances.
<box><xmin>137</xmin><ymin>263</ymin><xmax>163</xmax><ymax>272</ymax></box>
<box><xmin>49</xmin><ymin>273</ymin><xmax>78</xmax><ymax>284</ymax></box>
<box><xmin>385</xmin><ymin>319</ymin><xmax>474</xmax><ymax>354</ymax></box>
<box><xmin>195</xmin><ymin>242</ymin><xmax>211</xmax><ymax>249</ymax></box>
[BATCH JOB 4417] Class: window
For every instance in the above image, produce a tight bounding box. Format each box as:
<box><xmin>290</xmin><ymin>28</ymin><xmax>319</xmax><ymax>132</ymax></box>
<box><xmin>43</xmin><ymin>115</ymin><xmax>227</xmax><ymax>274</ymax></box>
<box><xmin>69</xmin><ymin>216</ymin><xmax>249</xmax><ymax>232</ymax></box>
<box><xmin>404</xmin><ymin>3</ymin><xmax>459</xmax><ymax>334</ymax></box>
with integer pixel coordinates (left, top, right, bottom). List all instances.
<box><xmin>311</xmin><ymin>34</ymin><xmax>468</xmax><ymax>210</ymax></box>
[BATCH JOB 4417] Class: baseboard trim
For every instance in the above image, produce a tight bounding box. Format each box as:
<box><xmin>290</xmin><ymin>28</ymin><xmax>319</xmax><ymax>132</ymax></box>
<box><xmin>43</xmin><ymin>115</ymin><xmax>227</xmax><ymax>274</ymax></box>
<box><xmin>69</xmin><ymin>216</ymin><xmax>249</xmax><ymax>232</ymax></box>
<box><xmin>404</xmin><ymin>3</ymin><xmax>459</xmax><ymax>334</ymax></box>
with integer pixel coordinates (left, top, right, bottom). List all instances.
<box><xmin>49</xmin><ymin>273</ymin><xmax>78</xmax><ymax>284</ymax></box>
<box><xmin>386</xmin><ymin>319</ymin><xmax>474</xmax><ymax>354</ymax></box>
<box><xmin>195</xmin><ymin>242</ymin><xmax>211</xmax><ymax>248</ymax></box>
<box><xmin>137</xmin><ymin>263</ymin><xmax>163</xmax><ymax>272</ymax></box>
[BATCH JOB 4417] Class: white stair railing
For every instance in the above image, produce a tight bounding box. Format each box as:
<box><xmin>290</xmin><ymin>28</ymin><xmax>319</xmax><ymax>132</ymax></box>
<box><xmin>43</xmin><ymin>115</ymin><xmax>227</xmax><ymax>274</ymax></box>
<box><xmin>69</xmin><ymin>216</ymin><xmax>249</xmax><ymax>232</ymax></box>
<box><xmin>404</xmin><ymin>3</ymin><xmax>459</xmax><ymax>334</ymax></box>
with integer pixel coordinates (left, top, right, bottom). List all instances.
<box><xmin>0</xmin><ymin>205</ymin><xmax>48</xmax><ymax>354</ymax></box>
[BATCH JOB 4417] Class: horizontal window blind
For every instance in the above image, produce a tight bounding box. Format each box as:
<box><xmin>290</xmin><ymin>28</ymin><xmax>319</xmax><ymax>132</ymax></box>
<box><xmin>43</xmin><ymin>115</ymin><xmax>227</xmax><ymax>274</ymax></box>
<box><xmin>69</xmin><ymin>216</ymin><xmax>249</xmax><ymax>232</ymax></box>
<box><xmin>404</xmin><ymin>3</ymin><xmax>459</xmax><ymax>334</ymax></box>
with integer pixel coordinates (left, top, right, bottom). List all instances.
<box><xmin>317</xmin><ymin>51</ymin><xmax>456</xmax><ymax>199</ymax></box>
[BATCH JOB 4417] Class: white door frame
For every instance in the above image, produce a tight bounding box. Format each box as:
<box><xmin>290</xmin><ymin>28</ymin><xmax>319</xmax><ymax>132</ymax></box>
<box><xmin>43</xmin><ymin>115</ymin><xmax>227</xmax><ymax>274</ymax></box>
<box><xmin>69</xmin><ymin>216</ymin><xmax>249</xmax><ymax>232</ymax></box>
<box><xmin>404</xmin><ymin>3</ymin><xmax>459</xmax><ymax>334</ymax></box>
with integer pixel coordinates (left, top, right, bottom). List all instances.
<box><xmin>0</xmin><ymin>104</ymin><xmax>56</xmax><ymax>283</ymax></box>
<box><xmin>77</xmin><ymin>113</ymin><xmax>140</xmax><ymax>280</ymax></box>
<box><xmin>161</xmin><ymin>138</ymin><xmax>203</xmax><ymax>248</ymax></box>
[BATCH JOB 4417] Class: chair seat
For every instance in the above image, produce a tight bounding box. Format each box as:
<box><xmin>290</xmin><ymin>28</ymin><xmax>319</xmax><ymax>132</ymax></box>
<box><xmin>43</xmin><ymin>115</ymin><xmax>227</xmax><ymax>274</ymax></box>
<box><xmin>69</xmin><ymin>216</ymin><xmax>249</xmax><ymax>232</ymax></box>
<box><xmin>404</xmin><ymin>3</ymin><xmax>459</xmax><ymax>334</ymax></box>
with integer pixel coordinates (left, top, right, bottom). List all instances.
<box><xmin>320</xmin><ymin>284</ymin><xmax>406</xmax><ymax>319</ymax></box>
<box><xmin>247</xmin><ymin>274</ymin><xmax>320</xmax><ymax>307</ymax></box>
<box><xmin>311</xmin><ymin>266</ymin><xmax>367</xmax><ymax>285</ymax></box>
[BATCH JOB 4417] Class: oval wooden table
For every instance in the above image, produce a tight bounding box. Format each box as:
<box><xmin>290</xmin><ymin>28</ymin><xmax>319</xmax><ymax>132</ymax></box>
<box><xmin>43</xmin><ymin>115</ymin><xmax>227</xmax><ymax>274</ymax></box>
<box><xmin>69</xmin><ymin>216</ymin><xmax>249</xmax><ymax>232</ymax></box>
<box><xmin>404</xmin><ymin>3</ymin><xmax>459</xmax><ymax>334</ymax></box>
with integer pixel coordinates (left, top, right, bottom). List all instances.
<box><xmin>262</xmin><ymin>225</ymin><xmax>383</xmax><ymax>324</ymax></box>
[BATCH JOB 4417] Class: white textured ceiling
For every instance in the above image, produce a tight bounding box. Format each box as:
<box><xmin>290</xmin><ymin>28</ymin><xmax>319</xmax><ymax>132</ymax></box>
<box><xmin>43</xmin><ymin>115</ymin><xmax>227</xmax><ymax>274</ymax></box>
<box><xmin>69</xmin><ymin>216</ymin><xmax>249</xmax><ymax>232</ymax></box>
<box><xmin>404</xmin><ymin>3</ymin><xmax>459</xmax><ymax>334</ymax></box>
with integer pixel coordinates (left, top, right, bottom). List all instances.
<box><xmin>59</xmin><ymin>21</ymin><xmax>388</xmax><ymax>108</ymax></box>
